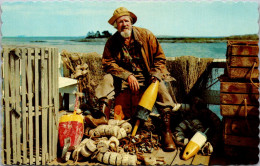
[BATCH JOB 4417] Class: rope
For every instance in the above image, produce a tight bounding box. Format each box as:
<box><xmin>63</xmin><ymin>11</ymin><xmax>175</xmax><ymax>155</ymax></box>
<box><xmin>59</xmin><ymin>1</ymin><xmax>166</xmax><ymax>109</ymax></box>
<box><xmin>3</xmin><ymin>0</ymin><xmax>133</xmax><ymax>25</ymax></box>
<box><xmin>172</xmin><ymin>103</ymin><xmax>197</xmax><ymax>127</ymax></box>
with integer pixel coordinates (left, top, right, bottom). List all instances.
<box><xmin>206</xmin><ymin>77</ymin><xmax>220</xmax><ymax>90</ymax></box>
<box><xmin>243</xmin><ymin>98</ymin><xmax>252</xmax><ymax>134</ymax></box>
<box><xmin>249</xmin><ymin>62</ymin><xmax>259</xmax><ymax>88</ymax></box>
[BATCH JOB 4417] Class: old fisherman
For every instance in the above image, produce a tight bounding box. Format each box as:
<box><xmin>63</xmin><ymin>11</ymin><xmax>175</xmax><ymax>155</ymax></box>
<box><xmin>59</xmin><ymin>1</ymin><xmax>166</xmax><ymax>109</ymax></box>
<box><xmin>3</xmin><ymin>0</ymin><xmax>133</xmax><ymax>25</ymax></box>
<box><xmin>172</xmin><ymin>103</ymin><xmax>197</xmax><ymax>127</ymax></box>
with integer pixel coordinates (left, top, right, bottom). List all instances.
<box><xmin>85</xmin><ymin>7</ymin><xmax>177</xmax><ymax>151</ymax></box>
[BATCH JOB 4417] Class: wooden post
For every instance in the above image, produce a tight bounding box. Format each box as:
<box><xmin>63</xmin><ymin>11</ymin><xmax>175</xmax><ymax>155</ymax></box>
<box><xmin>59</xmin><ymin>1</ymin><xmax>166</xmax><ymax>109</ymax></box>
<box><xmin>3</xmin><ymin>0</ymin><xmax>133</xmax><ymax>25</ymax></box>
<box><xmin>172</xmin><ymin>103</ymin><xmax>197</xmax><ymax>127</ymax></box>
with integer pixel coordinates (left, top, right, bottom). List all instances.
<box><xmin>15</xmin><ymin>49</ymin><xmax>22</xmax><ymax>164</ymax></box>
<box><xmin>10</xmin><ymin>51</ymin><xmax>17</xmax><ymax>164</ymax></box>
<box><xmin>54</xmin><ymin>47</ymin><xmax>59</xmax><ymax>158</ymax></box>
<box><xmin>4</xmin><ymin>47</ymin><xmax>11</xmax><ymax>165</ymax></box>
<box><xmin>34</xmin><ymin>48</ymin><xmax>40</xmax><ymax>165</ymax></box>
<box><xmin>48</xmin><ymin>48</ymin><xmax>52</xmax><ymax>161</ymax></box>
<box><xmin>21</xmin><ymin>48</ymin><xmax>28</xmax><ymax>164</ymax></box>
<box><xmin>41</xmin><ymin>48</ymin><xmax>47</xmax><ymax>164</ymax></box>
<box><xmin>27</xmin><ymin>48</ymin><xmax>34</xmax><ymax>165</ymax></box>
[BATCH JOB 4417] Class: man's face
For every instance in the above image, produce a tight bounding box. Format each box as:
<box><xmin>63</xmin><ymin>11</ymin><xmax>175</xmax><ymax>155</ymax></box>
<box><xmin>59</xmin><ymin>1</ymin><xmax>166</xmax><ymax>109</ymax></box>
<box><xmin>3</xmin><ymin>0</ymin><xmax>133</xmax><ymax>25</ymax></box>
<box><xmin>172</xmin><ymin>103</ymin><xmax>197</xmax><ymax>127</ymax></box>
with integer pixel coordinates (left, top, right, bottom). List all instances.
<box><xmin>116</xmin><ymin>15</ymin><xmax>132</xmax><ymax>38</ymax></box>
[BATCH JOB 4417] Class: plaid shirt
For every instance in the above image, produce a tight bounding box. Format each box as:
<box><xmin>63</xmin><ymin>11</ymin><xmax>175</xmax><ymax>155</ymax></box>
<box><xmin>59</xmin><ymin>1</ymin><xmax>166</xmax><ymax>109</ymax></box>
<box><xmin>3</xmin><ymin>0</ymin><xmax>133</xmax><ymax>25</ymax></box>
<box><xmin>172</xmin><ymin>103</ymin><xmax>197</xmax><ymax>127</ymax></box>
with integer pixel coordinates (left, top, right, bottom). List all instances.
<box><xmin>121</xmin><ymin>38</ymin><xmax>147</xmax><ymax>86</ymax></box>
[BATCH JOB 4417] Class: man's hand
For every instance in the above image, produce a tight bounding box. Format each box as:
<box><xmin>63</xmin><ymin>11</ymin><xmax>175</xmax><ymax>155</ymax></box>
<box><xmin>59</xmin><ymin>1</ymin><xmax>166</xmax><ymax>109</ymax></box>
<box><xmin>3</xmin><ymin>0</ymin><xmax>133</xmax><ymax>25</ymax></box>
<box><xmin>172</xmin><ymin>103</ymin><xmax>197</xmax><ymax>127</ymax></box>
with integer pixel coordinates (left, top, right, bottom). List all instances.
<box><xmin>127</xmin><ymin>75</ymin><xmax>140</xmax><ymax>93</ymax></box>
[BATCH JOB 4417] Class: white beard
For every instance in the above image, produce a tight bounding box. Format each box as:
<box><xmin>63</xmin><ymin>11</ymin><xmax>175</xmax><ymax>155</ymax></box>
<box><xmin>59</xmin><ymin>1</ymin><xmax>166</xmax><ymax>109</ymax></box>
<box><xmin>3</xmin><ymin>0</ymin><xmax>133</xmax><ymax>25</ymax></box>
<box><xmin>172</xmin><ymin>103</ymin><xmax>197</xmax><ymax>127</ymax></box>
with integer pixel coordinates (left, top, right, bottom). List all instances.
<box><xmin>120</xmin><ymin>29</ymin><xmax>131</xmax><ymax>38</ymax></box>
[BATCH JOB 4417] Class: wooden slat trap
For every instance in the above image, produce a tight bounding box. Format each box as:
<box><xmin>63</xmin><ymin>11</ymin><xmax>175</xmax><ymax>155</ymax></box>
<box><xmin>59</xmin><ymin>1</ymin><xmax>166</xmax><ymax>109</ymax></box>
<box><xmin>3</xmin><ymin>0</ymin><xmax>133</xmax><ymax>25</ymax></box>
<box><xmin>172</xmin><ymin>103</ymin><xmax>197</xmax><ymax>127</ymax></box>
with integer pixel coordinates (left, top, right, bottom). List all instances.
<box><xmin>1</xmin><ymin>46</ymin><xmax>59</xmax><ymax>165</ymax></box>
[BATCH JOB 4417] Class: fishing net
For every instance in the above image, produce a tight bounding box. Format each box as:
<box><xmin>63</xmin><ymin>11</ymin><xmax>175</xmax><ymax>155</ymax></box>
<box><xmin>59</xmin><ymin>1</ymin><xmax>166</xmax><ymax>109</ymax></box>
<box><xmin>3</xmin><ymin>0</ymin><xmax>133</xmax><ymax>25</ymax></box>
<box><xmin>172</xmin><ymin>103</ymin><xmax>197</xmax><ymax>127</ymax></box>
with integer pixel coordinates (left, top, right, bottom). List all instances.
<box><xmin>167</xmin><ymin>56</ymin><xmax>213</xmax><ymax>103</ymax></box>
<box><xmin>60</xmin><ymin>50</ymin><xmax>105</xmax><ymax>109</ymax></box>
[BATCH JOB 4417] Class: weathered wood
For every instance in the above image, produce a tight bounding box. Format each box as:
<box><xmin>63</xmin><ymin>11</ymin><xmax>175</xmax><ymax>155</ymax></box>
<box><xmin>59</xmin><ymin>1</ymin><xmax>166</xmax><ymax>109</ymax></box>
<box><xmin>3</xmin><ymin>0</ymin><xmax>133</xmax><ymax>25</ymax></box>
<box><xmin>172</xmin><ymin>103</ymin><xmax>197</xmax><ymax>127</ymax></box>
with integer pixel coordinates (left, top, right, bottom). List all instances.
<box><xmin>21</xmin><ymin>48</ymin><xmax>28</xmax><ymax>164</ymax></box>
<box><xmin>41</xmin><ymin>48</ymin><xmax>47</xmax><ymax>165</ymax></box>
<box><xmin>224</xmin><ymin>117</ymin><xmax>259</xmax><ymax>137</ymax></box>
<box><xmin>220</xmin><ymin>81</ymin><xmax>259</xmax><ymax>94</ymax></box>
<box><xmin>48</xmin><ymin>48</ymin><xmax>52</xmax><ymax>161</ymax></box>
<box><xmin>192</xmin><ymin>154</ymin><xmax>210</xmax><ymax>165</ymax></box>
<box><xmin>4</xmin><ymin>48</ymin><xmax>11</xmax><ymax>165</ymax></box>
<box><xmin>229</xmin><ymin>45</ymin><xmax>259</xmax><ymax>56</ymax></box>
<box><xmin>27</xmin><ymin>48</ymin><xmax>34</xmax><ymax>165</ymax></box>
<box><xmin>221</xmin><ymin>104</ymin><xmax>259</xmax><ymax>117</ymax></box>
<box><xmin>228</xmin><ymin>56</ymin><xmax>259</xmax><ymax>67</ymax></box>
<box><xmin>228</xmin><ymin>40</ymin><xmax>259</xmax><ymax>46</ymax></box>
<box><xmin>34</xmin><ymin>48</ymin><xmax>40</xmax><ymax>165</ymax></box>
<box><xmin>151</xmin><ymin>148</ymin><xmax>177</xmax><ymax>165</ymax></box>
<box><xmin>223</xmin><ymin>134</ymin><xmax>259</xmax><ymax>147</ymax></box>
<box><xmin>227</xmin><ymin>67</ymin><xmax>259</xmax><ymax>79</ymax></box>
<box><xmin>15</xmin><ymin>50</ymin><xmax>22</xmax><ymax>164</ymax></box>
<box><xmin>54</xmin><ymin>48</ymin><xmax>59</xmax><ymax>158</ymax></box>
<box><xmin>10</xmin><ymin>52</ymin><xmax>18</xmax><ymax>164</ymax></box>
<box><xmin>2</xmin><ymin>46</ymin><xmax>58</xmax><ymax>165</ymax></box>
<box><xmin>220</xmin><ymin>93</ymin><xmax>259</xmax><ymax>105</ymax></box>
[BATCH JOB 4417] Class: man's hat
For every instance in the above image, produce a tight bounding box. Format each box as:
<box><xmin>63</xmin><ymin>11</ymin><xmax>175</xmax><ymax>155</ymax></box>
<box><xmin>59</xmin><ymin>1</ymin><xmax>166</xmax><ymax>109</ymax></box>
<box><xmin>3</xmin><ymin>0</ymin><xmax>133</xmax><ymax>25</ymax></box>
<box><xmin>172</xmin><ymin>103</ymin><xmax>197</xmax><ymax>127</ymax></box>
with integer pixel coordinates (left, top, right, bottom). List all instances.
<box><xmin>108</xmin><ymin>7</ymin><xmax>137</xmax><ymax>25</ymax></box>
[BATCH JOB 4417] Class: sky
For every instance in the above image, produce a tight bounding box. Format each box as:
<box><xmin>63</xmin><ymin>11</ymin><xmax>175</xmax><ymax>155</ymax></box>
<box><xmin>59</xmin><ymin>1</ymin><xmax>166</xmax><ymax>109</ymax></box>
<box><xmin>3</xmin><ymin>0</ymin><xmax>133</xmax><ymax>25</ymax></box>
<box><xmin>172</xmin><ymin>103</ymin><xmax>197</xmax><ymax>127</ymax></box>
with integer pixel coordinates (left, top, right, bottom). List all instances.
<box><xmin>1</xmin><ymin>0</ymin><xmax>259</xmax><ymax>37</ymax></box>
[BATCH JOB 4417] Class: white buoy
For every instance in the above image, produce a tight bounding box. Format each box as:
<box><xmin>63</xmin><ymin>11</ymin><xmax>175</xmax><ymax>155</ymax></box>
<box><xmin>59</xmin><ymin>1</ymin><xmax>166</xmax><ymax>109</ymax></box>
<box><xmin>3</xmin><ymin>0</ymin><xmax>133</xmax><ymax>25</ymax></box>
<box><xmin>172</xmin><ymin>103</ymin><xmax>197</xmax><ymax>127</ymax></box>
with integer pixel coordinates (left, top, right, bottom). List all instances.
<box><xmin>182</xmin><ymin>128</ymin><xmax>208</xmax><ymax>160</ymax></box>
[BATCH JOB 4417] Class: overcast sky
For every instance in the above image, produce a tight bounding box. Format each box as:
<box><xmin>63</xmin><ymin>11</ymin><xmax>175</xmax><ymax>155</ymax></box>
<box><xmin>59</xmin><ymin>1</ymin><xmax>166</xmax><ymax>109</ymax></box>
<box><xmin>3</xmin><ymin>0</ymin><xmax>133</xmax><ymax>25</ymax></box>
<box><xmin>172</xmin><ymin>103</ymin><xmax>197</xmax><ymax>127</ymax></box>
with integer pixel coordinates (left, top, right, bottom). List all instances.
<box><xmin>1</xmin><ymin>0</ymin><xmax>259</xmax><ymax>37</ymax></box>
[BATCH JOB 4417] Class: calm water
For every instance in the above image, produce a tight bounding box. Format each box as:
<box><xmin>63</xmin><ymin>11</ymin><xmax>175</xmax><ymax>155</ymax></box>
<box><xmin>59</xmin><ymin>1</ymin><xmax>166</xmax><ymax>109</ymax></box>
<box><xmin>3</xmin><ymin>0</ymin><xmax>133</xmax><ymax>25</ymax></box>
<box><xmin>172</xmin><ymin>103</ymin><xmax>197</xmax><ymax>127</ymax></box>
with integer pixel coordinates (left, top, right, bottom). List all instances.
<box><xmin>2</xmin><ymin>36</ymin><xmax>226</xmax><ymax>118</ymax></box>
<box><xmin>1</xmin><ymin>36</ymin><xmax>227</xmax><ymax>59</ymax></box>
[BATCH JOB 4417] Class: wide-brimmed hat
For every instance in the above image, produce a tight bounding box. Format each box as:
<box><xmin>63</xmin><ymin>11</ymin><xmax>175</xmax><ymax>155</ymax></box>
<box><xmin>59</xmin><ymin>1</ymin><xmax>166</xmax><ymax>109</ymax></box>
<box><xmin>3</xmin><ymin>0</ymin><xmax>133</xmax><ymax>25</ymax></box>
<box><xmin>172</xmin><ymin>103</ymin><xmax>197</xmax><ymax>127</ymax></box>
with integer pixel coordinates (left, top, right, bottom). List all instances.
<box><xmin>108</xmin><ymin>7</ymin><xmax>137</xmax><ymax>25</ymax></box>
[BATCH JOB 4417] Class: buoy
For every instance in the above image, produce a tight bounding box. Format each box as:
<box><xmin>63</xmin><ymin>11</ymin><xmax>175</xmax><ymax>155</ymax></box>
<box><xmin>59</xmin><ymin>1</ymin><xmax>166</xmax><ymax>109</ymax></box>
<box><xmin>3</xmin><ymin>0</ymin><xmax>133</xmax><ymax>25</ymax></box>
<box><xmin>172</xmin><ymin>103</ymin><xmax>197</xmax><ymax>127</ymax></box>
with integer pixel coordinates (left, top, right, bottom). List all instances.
<box><xmin>131</xmin><ymin>79</ymin><xmax>159</xmax><ymax>136</ymax></box>
<box><xmin>182</xmin><ymin>128</ymin><xmax>209</xmax><ymax>160</ymax></box>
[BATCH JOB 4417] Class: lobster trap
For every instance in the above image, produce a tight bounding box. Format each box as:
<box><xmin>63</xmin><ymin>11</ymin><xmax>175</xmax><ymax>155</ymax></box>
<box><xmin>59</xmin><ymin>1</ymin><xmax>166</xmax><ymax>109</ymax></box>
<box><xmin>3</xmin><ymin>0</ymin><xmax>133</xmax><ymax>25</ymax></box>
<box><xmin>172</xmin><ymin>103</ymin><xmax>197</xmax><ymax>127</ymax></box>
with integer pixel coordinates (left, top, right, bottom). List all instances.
<box><xmin>1</xmin><ymin>46</ymin><xmax>59</xmax><ymax>165</ymax></box>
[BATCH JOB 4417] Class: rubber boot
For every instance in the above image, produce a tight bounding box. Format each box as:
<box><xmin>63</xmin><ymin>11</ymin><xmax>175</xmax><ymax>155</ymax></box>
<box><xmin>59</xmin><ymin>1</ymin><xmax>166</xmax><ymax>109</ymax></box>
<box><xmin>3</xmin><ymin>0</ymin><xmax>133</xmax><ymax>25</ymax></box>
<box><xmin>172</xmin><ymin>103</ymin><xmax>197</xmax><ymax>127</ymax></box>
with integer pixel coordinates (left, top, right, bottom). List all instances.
<box><xmin>162</xmin><ymin>111</ymin><xmax>176</xmax><ymax>152</ymax></box>
<box><xmin>85</xmin><ymin>98</ymin><xmax>112</xmax><ymax>128</ymax></box>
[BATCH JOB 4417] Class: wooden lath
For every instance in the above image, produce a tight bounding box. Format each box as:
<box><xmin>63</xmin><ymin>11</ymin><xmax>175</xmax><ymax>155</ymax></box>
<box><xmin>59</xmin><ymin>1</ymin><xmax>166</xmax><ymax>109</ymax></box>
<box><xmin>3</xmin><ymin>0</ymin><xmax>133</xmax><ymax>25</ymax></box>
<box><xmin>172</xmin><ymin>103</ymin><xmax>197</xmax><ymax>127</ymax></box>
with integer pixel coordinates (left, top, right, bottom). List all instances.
<box><xmin>1</xmin><ymin>46</ymin><xmax>59</xmax><ymax>165</ymax></box>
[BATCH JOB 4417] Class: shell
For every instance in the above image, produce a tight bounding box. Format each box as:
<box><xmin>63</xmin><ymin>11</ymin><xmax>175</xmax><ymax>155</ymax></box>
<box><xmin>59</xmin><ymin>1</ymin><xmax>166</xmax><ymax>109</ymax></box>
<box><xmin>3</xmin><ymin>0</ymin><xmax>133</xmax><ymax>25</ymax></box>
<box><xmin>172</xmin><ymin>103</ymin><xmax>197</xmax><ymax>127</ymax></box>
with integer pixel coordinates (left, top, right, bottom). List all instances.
<box><xmin>86</xmin><ymin>139</ymin><xmax>97</xmax><ymax>152</ymax></box>
<box><xmin>121</xmin><ymin>154</ymin><xmax>129</xmax><ymax>165</ymax></box>
<box><xmin>116</xmin><ymin>154</ymin><xmax>123</xmax><ymax>165</ymax></box>
<box><xmin>97</xmin><ymin>140</ymin><xmax>109</xmax><ymax>153</ymax></box>
<box><xmin>121</xmin><ymin>122</ymin><xmax>132</xmax><ymax>133</ymax></box>
<box><xmin>103</xmin><ymin>152</ymin><xmax>111</xmax><ymax>164</ymax></box>
<box><xmin>117</xmin><ymin>128</ymin><xmax>127</xmax><ymax>139</ymax></box>
<box><xmin>95</xmin><ymin>125</ymin><xmax>107</xmax><ymax>136</ymax></box>
<box><xmin>109</xmin><ymin>152</ymin><xmax>117</xmax><ymax>165</ymax></box>
<box><xmin>109</xmin><ymin>136</ymin><xmax>119</xmax><ymax>150</ymax></box>
<box><xmin>128</xmin><ymin>154</ymin><xmax>137</xmax><ymax>165</ymax></box>
<box><xmin>96</xmin><ymin>152</ymin><xmax>104</xmax><ymax>162</ymax></box>
<box><xmin>80</xmin><ymin>146</ymin><xmax>92</xmax><ymax>158</ymax></box>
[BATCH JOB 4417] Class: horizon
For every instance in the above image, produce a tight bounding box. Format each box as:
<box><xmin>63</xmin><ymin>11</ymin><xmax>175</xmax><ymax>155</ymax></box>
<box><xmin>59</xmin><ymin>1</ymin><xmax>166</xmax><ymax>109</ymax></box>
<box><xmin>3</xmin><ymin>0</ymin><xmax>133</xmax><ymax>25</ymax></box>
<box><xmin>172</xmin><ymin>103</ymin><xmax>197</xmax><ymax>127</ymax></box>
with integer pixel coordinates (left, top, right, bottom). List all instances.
<box><xmin>2</xmin><ymin>33</ymin><xmax>258</xmax><ymax>38</ymax></box>
<box><xmin>1</xmin><ymin>1</ymin><xmax>259</xmax><ymax>37</ymax></box>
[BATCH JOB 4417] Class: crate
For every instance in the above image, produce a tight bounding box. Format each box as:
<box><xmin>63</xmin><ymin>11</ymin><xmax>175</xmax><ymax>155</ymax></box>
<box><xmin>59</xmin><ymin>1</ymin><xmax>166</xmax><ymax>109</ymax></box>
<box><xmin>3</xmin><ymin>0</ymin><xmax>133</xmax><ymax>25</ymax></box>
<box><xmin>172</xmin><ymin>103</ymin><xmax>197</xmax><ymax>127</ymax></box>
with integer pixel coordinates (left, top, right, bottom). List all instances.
<box><xmin>222</xmin><ymin>117</ymin><xmax>259</xmax><ymax>160</ymax></box>
<box><xmin>220</xmin><ymin>76</ymin><xmax>259</xmax><ymax>117</ymax></box>
<box><xmin>226</xmin><ymin>40</ymin><xmax>259</xmax><ymax>79</ymax></box>
<box><xmin>221</xmin><ymin>41</ymin><xmax>259</xmax><ymax>160</ymax></box>
<box><xmin>1</xmin><ymin>46</ymin><xmax>59</xmax><ymax>165</ymax></box>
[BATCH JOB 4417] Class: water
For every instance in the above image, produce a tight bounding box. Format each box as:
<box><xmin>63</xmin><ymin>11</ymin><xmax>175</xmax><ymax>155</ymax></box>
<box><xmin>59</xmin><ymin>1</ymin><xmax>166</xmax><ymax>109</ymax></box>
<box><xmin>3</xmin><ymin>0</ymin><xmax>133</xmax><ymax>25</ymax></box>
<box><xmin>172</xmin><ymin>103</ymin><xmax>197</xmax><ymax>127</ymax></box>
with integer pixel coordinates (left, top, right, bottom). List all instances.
<box><xmin>2</xmin><ymin>36</ymin><xmax>226</xmax><ymax>118</ymax></box>
<box><xmin>1</xmin><ymin>36</ymin><xmax>227</xmax><ymax>58</ymax></box>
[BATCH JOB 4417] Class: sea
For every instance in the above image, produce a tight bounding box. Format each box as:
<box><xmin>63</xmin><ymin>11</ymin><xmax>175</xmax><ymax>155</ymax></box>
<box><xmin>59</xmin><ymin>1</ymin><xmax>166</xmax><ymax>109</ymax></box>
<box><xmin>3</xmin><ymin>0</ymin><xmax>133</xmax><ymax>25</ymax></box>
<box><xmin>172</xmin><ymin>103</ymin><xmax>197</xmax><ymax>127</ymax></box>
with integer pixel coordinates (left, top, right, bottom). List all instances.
<box><xmin>1</xmin><ymin>36</ymin><xmax>227</xmax><ymax>118</ymax></box>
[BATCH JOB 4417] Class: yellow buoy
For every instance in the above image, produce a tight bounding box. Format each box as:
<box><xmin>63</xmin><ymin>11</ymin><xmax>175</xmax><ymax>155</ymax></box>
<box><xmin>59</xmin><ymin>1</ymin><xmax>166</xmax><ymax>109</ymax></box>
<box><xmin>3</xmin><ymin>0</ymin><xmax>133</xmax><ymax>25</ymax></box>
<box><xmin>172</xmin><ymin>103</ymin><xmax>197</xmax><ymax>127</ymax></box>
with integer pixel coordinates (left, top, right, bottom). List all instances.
<box><xmin>182</xmin><ymin>129</ymin><xmax>208</xmax><ymax>160</ymax></box>
<box><xmin>131</xmin><ymin>79</ymin><xmax>159</xmax><ymax>136</ymax></box>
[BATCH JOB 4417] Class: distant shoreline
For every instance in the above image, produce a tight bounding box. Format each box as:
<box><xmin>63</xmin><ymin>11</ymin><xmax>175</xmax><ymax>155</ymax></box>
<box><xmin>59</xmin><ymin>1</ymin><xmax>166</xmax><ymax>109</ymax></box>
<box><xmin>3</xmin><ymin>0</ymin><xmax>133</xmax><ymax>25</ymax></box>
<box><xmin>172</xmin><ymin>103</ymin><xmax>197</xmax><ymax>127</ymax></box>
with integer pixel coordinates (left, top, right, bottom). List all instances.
<box><xmin>4</xmin><ymin>34</ymin><xmax>258</xmax><ymax>44</ymax></box>
<box><xmin>72</xmin><ymin>38</ymin><xmax>258</xmax><ymax>44</ymax></box>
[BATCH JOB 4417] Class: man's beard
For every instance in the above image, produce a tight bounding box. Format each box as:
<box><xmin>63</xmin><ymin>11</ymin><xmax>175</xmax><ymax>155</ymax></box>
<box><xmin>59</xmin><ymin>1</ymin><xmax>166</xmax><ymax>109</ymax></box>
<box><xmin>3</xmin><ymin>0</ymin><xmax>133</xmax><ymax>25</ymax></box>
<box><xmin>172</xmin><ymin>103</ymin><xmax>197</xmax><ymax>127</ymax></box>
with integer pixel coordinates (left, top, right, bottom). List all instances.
<box><xmin>120</xmin><ymin>29</ymin><xmax>131</xmax><ymax>38</ymax></box>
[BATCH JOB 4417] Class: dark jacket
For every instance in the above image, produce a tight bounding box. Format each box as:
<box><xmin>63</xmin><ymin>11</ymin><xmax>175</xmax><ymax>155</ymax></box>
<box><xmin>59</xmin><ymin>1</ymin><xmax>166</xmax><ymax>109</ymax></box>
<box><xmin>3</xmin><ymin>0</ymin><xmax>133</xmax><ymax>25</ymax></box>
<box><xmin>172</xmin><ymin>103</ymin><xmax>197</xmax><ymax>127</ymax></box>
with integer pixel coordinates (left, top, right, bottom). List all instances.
<box><xmin>102</xmin><ymin>26</ymin><xmax>171</xmax><ymax>81</ymax></box>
